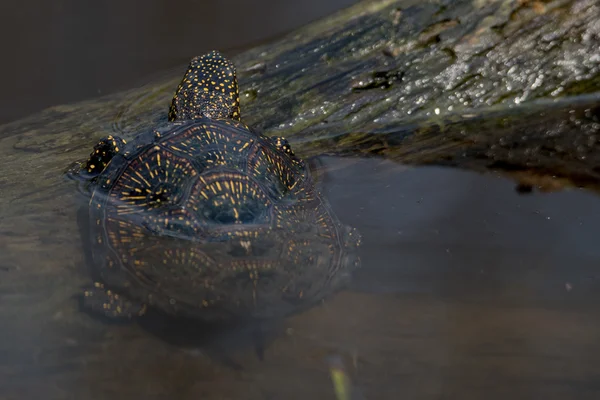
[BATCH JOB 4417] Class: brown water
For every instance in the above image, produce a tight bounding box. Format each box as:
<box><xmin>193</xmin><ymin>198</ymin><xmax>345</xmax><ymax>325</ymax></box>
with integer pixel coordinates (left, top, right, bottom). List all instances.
<box><xmin>3</xmin><ymin>157</ymin><xmax>600</xmax><ymax>399</ymax></box>
<box><xmin>3</xmin><ymin>1</ymin><xmax>600</xmax><ymax>399</ymax></box>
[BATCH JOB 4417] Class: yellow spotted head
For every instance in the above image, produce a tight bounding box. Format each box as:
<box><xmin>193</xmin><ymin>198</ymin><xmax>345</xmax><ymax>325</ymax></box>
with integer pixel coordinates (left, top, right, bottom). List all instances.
<box><xmin>168</xmin><ymin>51</ymin><xmax>241</xmax><ymax>122</ymax></box>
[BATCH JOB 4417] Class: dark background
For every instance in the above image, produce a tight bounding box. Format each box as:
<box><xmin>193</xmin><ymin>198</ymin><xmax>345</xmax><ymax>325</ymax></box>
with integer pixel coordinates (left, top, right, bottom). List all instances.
<box><xmin>0</xmin><ymin>0</ymin><xmax>357</xmax><ymax>123</ymax></box>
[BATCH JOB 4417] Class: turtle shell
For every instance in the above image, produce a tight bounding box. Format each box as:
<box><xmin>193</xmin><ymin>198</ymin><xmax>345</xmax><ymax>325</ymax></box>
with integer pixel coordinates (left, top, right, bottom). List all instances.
<box><xmin>88</xmin><ymin>117</ymin><xmax>360</xmax><ymax>320</ymax></box>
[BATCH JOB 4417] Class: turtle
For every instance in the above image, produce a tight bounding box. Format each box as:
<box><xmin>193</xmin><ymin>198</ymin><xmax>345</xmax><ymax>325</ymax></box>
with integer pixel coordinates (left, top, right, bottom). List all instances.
<box><xmin>0</xmin><ymin>3</ymin><xmax>597</xmax><ymax>397</ymax></box>
<box><xmin>71</xmin><ymin>51</ymin><xmax>361</xmax><ymax>323</ymax></box>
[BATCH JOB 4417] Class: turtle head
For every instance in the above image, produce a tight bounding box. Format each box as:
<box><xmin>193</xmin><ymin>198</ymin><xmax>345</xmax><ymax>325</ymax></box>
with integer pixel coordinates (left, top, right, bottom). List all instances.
<box><xmin>168</xmin><ymin>51</ymin><xmax>241</xmax><ymax>122</ymax></box>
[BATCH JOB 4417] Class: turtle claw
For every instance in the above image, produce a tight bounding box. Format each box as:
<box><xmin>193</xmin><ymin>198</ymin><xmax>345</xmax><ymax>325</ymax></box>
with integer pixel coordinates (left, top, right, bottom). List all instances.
<box><xmin>82</xmin><ymin>282</ymin><xmax>147</xmax><ymax>319</ymax></box>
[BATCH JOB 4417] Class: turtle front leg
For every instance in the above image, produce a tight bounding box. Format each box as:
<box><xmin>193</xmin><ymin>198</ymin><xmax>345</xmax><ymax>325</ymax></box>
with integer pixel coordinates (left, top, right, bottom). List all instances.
<box><xmin>83</xmin><ymin>135</ymin><xmax>127</xmax><ymax>177</ymax></box>
<box><xmin>270</xmin><ymin>136</ymin><xmax>305</xmax><ymax>168</ymax></box>
<box><xmin>82</xmin><ymin>282</ymin><xmax>147</xmax><ymax>319</ymax></box>
<box><xmin>270</xmin><ymin>136</ymin><xmax>295</xmax><ymax>157</ymax></box>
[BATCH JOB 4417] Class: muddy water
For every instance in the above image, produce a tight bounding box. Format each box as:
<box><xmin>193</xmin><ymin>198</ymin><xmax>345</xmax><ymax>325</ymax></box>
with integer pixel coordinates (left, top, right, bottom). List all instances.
<box><xmin>2</xmin><ymin>157</ymin><xmax>600</xmax><ymax>399</ymax></box>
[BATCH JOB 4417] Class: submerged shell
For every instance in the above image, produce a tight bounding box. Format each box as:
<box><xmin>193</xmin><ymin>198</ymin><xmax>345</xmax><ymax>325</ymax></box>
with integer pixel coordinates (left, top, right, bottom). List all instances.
<box><xmin>88</xmin><ymin>118</ymin><xmax>360</xmax><ymax>320</ymax></box>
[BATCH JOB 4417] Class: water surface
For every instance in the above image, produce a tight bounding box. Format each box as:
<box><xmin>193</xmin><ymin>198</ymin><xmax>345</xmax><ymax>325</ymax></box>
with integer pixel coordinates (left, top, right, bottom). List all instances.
<box><xmin>2</xmin><ymin>157</ymin><xmax>600</xmax><ymax>399</ymax></box>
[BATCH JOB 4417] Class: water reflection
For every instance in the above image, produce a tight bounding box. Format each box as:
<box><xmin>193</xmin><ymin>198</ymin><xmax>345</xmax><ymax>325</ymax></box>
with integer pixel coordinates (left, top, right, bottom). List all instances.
<box><xmin>3</xmin><ymin>157</ymin><xmax>600</xmax><ymax>399</ymax></box>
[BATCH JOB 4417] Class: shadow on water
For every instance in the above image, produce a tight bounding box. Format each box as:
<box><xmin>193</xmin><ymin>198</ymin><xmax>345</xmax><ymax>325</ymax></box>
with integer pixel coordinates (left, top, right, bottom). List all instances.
<box><xmin>3</xmin><ymin>156</ymin><xmax>600</xmax><ymax>399</ymax></box>
<box><xmin>80</xmin><ymin>303</ymin><xmax>284</xmax><ymax>371</ymax></box>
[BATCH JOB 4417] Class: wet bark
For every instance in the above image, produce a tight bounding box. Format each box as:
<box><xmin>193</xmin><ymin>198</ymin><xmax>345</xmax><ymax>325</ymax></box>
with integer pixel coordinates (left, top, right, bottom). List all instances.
<box><xmin>3</xmin><ymin>0</ymin><xmax>599</xmax><ymax>189</ymax></box>
<box><xmin>233</xmin><ymin>0</ymin><xmax>600</xmax><ymax>189</ymax></box>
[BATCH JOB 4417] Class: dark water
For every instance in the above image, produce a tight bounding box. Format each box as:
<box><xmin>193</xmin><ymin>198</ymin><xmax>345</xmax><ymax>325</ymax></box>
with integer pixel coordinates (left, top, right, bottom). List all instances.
<box><xmin>0</xmin><ymin>0</ymin><xmax>357</xmax><ymax>123</ymax></box>
<box><xmin>3</xmin><ymin>1</ymin><xmax>600</xmax><ymax>399</ymax></box>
